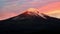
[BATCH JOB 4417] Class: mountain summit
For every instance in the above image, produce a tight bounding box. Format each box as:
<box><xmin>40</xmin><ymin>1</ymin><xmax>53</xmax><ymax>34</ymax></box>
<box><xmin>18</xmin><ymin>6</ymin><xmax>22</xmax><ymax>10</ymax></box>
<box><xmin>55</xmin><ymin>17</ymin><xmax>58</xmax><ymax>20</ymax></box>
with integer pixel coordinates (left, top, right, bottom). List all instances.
<box><xmin>27</xmin><ymin>8</ymin><xmax>39</xmax><ymax>13</ymax></box>
<box><xmin>11</xmin><ymin>8</ymin><xmax>45</xmax><ymax>21</ymax></box>
<box><xmin>21</xmin><ymin>8</ymin><xmax>40</xmax><ymax>16</ymax></box>
<box><xmin>18</xmin><ymin>8</ymin><xmax>46</xmax><ymax>19</ymax></box>
<box><xmin>10</xmin><ymin>8</ymin><xmax>47</xmax><ymax>21</ymax></box>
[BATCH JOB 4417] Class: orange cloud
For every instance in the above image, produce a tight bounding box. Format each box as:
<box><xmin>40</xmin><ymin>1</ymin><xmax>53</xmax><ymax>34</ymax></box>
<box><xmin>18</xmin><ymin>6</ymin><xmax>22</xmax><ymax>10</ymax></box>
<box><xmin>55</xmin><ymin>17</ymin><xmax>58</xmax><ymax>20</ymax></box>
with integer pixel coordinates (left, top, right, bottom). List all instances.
<box><xmin>38</xmin><ymin>2</ymin><xmax>60</xmax><ymax>18</ymax></box>
<box><xmin>38</xmin><ymin>2</ymin><xmax>60</xmax><ymax>13</ymax></box>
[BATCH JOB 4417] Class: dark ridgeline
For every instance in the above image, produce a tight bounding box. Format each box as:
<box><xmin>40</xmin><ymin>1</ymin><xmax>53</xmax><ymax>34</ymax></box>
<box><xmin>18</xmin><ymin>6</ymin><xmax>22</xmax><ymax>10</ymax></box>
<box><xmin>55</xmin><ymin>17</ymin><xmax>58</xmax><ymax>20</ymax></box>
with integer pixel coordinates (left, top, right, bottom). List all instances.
<box><xmin>0</xmin><ymin>11</ymin><xmax>60</xmax><ymax>33</ymax></box>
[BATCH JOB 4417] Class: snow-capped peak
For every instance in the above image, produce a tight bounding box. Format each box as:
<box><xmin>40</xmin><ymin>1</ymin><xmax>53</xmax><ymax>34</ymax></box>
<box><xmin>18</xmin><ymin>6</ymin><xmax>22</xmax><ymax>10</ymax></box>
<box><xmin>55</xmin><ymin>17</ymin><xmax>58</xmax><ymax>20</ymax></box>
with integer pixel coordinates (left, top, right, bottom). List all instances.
<box><xmin>19</xmin><ymin>8</ymin><xmax>46</xmax><ymax>19</ymax></box>
<box><xmin>21</xmin><ymin>8</ymin><xmax>40</xmax><ymax>16</ymax></box>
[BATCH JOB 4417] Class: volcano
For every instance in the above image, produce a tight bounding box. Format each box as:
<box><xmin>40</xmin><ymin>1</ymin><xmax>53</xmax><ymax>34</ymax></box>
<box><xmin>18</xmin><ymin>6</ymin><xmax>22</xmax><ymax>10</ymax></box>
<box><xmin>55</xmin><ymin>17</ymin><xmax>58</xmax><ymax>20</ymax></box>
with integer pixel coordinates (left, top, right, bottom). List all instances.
<box><xmin>0</xmin><ymin>8</ymin><xmax>60</xmax><ymax>33</ymax></box>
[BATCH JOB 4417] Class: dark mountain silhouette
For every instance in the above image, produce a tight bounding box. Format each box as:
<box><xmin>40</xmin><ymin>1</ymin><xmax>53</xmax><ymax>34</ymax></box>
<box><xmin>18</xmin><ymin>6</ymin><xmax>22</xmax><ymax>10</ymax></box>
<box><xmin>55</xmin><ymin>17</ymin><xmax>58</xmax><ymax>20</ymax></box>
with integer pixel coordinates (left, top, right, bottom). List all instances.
<box><xmin>0</xmin><ymin>11</ymin><xmax>60</xmax><ymax>33</ymax></box>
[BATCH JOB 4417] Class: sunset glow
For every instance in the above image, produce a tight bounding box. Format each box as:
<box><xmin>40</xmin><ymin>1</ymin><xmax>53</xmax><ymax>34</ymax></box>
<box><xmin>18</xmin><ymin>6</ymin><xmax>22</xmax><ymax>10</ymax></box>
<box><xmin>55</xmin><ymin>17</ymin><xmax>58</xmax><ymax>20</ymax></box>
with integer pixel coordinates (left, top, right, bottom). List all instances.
<box><xmin>0</xmin><ymin>0</ymin><xmax>60</xmax><ymax>20</ymax></box>
<box><xmin>39</xmin><ymin>2</ymin><xmax>60</xmax><ymax>18</ymax></box>
<box><xmin>27</xmin><ymin>8</ymin><xmax>39</xmax><ymax>13</ymax></box>
<box><xmin>43</xmin><ymin>10</ymin><xmax>60</xmax><ymax>18</ymax></box>
<box><xmin>44</xmin><ymin>10</ymin><xmax>60</xmax><ymax>14</ymax></box>
<box><xmin>39</xmin><ymin>2</ymin><xmax>60</xmax><ymax>13</ymax></box>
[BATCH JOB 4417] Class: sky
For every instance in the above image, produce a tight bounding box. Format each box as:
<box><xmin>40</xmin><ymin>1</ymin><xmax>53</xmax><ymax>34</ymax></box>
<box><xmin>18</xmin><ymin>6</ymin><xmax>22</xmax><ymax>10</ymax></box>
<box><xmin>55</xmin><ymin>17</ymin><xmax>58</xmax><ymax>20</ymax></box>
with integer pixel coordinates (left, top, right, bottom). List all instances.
<box><xmin>0</xmin><ymin>0</ymin><xmax>60</xmax><ymax>20</ymax></box>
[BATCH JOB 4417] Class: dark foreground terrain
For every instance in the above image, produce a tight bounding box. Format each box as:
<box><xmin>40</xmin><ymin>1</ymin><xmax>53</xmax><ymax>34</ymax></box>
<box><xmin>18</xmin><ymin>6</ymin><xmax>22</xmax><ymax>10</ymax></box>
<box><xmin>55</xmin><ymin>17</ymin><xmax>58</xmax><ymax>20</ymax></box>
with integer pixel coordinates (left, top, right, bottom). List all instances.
<box><xmin>0</xmin><ymin>11</ymin><xmax>60</xmax><ymax>33</ymax></box>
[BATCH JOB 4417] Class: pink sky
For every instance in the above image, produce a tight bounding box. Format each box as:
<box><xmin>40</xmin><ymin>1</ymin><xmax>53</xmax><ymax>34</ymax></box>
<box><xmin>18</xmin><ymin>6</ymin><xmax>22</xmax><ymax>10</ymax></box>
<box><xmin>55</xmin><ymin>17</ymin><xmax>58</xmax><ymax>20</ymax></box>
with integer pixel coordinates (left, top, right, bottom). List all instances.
<box><xmin>0</xmin><ymin>0</ymin><xmax>60</xmax><ymax>20</ymax></box>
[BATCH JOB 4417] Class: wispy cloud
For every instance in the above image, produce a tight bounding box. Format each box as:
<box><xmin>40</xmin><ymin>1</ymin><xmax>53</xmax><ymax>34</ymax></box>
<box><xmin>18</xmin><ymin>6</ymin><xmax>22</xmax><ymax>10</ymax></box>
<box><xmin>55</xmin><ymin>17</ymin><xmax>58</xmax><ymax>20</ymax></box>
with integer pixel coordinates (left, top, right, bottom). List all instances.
<box><xmin>0</xmin><ymin>0</ymin><xmax>60</xmax><ymax>20</ymax></box>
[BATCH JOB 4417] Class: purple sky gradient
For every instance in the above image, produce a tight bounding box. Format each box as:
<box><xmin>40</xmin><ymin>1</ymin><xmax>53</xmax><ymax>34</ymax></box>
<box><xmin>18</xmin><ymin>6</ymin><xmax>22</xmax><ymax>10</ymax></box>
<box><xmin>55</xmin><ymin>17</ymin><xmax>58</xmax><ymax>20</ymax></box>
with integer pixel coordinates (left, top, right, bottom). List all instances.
<box><xmin>0</xmin><ymin>0</ymin><xmax>60</xmax><ymax>13</ymax></box>
<box><xmin>0</xmin><ymin>0</ymin><xmax>60</xmax><ymax>20</ymax></box>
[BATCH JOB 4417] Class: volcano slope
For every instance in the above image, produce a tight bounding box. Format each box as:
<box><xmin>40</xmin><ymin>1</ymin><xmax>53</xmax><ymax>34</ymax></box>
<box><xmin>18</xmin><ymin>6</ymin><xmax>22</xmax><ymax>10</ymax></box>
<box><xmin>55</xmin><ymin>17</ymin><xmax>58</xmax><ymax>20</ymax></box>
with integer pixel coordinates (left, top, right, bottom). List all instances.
<box><xmin>0</xmin><ymin>11</ymin><xmax>60</xmax><ymax>33</ymax></box>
